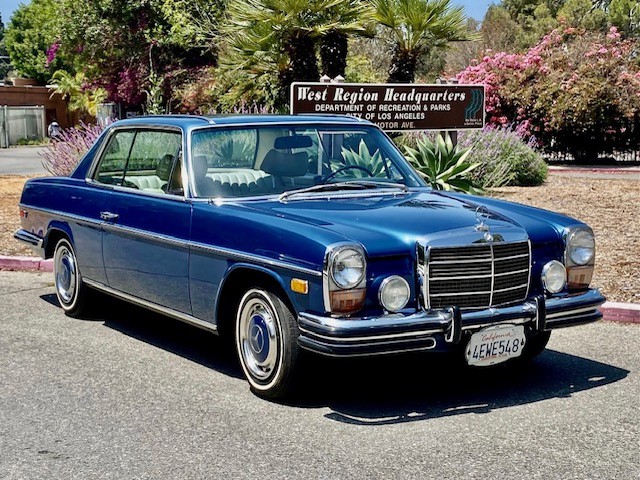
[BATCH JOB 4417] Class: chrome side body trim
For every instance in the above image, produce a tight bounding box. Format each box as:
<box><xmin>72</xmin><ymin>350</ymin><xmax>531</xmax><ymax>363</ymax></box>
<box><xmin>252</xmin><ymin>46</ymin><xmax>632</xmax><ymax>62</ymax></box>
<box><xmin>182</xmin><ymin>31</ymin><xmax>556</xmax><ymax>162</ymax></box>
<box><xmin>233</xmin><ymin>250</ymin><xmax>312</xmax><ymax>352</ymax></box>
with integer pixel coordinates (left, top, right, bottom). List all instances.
<box><xmin>189</xmin><ymin>241</ymin><xmax>321</xmax><ymax>277</ymax></box>
<box><xmin>102</xmin><ymin>222</ymin><xmax>189</xmax><ymax>250</ymax></box>
<box><xmin>83</xmin><ymin>279</ymin><xmax>218</xmax><ymax>333</ymax></box>
<box><xmin>20</xmin><ymin>205</ymin><xmax>322</xmax><ymax>277</ymax></box>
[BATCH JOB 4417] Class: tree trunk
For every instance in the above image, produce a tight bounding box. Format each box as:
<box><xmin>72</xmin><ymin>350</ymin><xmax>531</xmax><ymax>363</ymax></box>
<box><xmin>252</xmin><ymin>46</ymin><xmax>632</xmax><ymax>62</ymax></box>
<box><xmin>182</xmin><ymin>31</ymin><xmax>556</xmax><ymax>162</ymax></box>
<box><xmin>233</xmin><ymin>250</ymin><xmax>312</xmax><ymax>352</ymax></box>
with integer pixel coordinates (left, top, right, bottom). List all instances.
<box><xmin>279</xmin><ymin>33</ymin><xmax>319</xmax><ymax>110</ymax></box>
<box><xmin>387</xmin><ymin>48</ymin><xmax>417</xmax><ymax>83</ymax></box>
<box><xmin>320</xmin><ymin>30</ymin><xmax>348</xmax><ymax>79</ymax></box>
<box><xmin>286</xmin><ymin>33</ymin><xmax>320</xmax><ymax>82</ymax></box>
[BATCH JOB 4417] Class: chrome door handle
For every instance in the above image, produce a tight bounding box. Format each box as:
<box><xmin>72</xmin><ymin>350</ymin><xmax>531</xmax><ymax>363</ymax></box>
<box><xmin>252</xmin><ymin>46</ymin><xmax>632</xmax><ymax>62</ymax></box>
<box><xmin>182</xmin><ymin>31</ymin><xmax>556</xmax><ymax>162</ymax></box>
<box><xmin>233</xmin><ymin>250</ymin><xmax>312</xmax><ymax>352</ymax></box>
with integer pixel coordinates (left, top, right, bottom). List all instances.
<box><xmin>100</xmin><ymin>211</ymin><xmax>119</xmax><ymax>221</ymax></box>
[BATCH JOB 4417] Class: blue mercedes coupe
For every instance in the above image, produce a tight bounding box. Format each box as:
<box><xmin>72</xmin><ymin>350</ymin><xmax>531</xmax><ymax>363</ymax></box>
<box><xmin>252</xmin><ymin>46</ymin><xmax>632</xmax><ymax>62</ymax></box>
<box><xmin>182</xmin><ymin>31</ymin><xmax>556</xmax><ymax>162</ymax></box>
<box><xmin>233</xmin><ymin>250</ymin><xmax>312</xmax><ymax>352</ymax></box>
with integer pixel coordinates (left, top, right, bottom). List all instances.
<box><xmin>15</xmin><ymin>115</ymin><xmax>605</xmax><ymax>398</ymax></box>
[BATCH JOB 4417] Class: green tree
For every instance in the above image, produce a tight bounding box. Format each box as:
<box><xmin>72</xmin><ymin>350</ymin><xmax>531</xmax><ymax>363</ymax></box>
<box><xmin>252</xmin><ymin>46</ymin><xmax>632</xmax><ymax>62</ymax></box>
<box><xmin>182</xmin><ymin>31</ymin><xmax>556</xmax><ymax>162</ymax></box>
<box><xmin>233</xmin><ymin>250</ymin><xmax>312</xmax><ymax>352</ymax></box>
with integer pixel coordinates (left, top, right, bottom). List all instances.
<box><xmin>223</xmin><ymin>0</ymin><xmax>372</xmax><ymax>108</ymax></box>
<box><xmin>481</xmin><ymin>5</ymin><xmax>523</xmax><ymax>51</ymax></box>
<box><xmin>372</xmin><ymin>0</ymin><xmax>471</xmax><ymax>83</ymax></box>
<box><xmin>317</xmin><ymin>1</ymin><xmax>374</xmax><ymax>79</ymax></box>
<box><xmin>4</xmin><ymin>0</ymin><xmax>67</xmax><ymax>84</ymax></box>
<box><xmin>557</xmin><ymin>0</ymin><xmax>608</xmax><ymax>30</ymax></box>
<box><xmin>0</xmin><ymin>14</ymin><xmax>12</xmax><ymax>80</ymax></box>
<box><xmin>58</xmin><ymin>0</ymin><xmax>222</xmax><ymax>107</ymax></box>
<box><xmin>609</xmin><ymin>0</ymin><xmax>640</xmax><ymax>36</ymax></box>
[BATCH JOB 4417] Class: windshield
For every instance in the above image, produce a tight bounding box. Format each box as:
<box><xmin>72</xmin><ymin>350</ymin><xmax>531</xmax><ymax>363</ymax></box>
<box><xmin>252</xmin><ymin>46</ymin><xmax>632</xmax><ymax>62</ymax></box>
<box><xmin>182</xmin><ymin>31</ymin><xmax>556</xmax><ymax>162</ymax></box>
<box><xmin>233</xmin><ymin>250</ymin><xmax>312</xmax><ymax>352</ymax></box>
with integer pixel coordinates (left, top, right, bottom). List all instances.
<box><xmin>189</xmin><ymin>125</ymin><xmax>424</xmax><ymax>198</ymax></box>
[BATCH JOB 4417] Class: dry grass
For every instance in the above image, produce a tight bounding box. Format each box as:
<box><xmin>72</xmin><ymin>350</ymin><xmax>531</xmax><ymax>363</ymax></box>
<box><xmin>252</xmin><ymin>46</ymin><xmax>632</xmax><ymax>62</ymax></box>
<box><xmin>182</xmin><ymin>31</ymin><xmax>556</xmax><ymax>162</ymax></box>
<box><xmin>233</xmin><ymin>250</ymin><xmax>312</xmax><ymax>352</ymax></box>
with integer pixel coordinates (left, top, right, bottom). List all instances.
<box><xmin>1</xmin><ymin>174</ymin><xmax>638</xmax><ymax>302</ymax></box>
<box><xmin>492</xmin><ymin>176</ymin><xmax>639</xmax><ymax>304</ymax></box>
<box><xmin>0</xmin><ymin>176</ymin><xmax>34</xmax><ymax>257</ymax></box>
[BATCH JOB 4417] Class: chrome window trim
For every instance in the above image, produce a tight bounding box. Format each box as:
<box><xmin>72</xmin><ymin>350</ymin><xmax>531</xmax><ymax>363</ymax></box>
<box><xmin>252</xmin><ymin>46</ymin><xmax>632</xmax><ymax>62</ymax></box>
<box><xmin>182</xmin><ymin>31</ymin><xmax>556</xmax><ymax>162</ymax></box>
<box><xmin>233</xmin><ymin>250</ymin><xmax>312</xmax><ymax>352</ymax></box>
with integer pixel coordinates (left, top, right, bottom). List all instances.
<box><xmin>83</xmin><ymin>279</ymin><xmax>218</xmax><ymax>333</ymax></box>
<box><xmin>86</xmin><ymin>125</ymin><xmax>186</xmax><ymax>200</ymax></box>
<box><xmin>20</xmin><ymin>205</ymin><xmax>322</xmax><ymax>277</ymax></box>
<box><xmin>83</xmin><ymin>179</ymin><xmax>189</xmax><ymax>203</ymax></box>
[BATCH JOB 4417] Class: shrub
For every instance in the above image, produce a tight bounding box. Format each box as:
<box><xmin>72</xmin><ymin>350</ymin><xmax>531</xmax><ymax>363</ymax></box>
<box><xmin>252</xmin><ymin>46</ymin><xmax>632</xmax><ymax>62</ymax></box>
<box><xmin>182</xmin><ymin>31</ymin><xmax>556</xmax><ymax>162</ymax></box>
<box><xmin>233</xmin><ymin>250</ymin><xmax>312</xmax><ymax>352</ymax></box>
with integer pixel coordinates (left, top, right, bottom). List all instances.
<box><xmin>456</xmin><ymin>27</ymin><xmax>640</xmax><ymax>162</ymax></box>
<box><xmin>404</xmin><ymin>133</ymin><xmax>483</xmax><ymax>194</ymax></box>
<box><xmin>458</xmin><ymin>127</ymin><xmax>548</xmax><ymax>187</ymax></box>
<box><xmin>395</xmin><ymin>127</ymin><xmax>548</xmax><ymax>188</ymax></box>
<box><xmin>40</xmin><ymin>122</ymin><xmax>105</xmax><ymax>176</ymax></box>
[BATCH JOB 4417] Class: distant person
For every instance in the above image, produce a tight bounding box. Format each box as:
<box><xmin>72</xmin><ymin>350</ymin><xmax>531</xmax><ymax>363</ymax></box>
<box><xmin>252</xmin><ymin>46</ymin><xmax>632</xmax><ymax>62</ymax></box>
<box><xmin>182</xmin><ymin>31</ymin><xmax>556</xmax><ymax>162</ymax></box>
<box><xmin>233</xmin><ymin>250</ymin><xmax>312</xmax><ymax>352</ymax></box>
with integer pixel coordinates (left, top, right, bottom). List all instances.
<box><xmin>48</xmin><ymin>121</ymin><xmax>61</xmax><ymax>138</ymax></box>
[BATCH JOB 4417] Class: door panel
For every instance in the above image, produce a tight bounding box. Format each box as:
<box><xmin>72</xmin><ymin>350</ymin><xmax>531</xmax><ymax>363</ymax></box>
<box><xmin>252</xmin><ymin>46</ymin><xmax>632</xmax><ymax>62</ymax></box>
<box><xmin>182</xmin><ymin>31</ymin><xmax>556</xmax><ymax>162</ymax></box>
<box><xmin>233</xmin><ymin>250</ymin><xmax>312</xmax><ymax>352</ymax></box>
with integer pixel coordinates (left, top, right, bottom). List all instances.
<box><xmin>102</xmin><ymin>191</ymin><xmax>192</xmax><ymax>313</ymax></box>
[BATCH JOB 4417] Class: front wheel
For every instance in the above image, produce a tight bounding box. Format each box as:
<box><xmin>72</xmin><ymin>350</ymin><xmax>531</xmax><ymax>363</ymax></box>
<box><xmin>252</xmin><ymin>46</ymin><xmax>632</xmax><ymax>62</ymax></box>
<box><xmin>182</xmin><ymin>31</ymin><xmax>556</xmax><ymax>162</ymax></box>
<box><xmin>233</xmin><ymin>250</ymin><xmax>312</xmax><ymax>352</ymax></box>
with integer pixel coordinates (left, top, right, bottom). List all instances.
<box><xmin>53</xmin><ymin>238</ymin><xmax>89</xmax><ymax>317</ymax></box>
<box><xmin>521</xmin><ymin>330</ymin><xmax>552</xmax><ymax>362</ymax></box>
<box><xmin>235</xmin><ymin>288</ymin><xmax>300</xmax><ymax>399</ymax></box>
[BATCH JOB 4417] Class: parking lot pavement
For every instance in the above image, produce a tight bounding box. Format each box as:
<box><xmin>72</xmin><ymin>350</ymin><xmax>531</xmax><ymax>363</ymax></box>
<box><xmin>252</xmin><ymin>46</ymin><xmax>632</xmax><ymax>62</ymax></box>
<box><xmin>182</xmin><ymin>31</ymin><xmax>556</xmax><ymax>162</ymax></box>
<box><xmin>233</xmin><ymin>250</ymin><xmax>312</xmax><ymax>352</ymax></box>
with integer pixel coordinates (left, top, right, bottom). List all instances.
<box><xmin>0</xmin><ymin>271</ymin><xmax>638</xmax><ymax>480</ymax></box>
<box><xmin>0</xmin><ymin>147</ymin><xmax>48</xmax><ymax>175</ymax></box>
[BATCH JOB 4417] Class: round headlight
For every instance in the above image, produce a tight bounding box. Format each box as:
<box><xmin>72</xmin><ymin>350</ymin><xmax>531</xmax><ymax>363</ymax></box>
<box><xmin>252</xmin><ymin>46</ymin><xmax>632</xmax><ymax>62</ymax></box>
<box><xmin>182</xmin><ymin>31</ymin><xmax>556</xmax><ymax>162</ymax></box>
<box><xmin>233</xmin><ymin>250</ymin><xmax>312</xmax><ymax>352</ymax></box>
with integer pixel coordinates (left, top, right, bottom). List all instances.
<box><xmin>331</xmin><ymin>247</ymin><xmax>365</xmax><ymax>289</ymax></box>
<box><xmin>379</xmin><ymin>276</ymin><xmax>410</xmax><ymax>312</ymax></box>
<box><xmin>567</xmin><ymin>228</ymin><xmax>595</xmax><ymax>266</ymax></box>
<box><xmin>542</xmin><ymin>260</ymin><xmax>566</xmax><ymax>294</ymax></box>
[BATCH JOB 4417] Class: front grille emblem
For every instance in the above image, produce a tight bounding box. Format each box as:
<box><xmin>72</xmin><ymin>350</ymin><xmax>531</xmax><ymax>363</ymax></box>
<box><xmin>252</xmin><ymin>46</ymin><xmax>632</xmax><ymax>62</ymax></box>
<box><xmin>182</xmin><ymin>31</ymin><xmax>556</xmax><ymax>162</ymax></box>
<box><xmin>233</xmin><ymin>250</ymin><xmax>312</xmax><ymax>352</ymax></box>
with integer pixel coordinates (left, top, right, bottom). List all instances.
<box><xmin>475</xmin><ymin>206</ymin><xmax>490</xmax><ymax>232</ymax></box>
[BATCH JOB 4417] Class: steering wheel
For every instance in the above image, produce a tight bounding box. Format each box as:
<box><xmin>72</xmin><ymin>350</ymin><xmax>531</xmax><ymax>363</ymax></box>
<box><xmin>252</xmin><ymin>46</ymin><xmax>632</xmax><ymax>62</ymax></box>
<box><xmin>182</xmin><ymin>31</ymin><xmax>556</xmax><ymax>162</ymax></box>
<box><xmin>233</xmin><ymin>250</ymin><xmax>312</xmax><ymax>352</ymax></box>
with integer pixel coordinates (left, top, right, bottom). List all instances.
<box><xmin>321</xmin><ymin>165</ymin><xmax>375</xmax><ymax>184</ymax></box>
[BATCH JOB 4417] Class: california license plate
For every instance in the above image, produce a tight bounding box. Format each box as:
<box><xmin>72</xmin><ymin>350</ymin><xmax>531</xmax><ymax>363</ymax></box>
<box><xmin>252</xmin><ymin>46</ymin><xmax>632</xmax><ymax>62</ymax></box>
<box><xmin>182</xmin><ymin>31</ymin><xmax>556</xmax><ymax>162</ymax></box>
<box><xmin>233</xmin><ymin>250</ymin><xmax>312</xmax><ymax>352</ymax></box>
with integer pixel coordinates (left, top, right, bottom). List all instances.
<box><xmin>465</xmin><ymin>325</ymin><xmax>526</xmax><ymax>367</ymax></box>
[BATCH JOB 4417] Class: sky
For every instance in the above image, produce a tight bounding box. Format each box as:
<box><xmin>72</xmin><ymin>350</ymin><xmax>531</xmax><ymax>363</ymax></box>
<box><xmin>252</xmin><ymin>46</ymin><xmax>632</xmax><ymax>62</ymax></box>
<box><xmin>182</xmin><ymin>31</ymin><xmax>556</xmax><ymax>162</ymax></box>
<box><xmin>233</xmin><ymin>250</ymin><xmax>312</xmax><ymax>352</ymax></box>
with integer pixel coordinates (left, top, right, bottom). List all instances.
<box><xmin>1</xmin><ymin>0</ymin><xmax>493</xmax><ymax>27</ymax></box>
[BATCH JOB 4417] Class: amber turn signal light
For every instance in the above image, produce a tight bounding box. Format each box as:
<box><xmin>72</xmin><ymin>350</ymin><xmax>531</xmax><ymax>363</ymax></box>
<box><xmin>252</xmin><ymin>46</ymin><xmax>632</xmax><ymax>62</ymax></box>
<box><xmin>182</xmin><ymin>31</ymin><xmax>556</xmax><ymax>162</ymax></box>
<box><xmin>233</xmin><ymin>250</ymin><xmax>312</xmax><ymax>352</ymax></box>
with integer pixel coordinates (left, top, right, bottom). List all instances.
<box><xmin>290</xmin><ymin>278</ymin><xmax>309</xmax><ymax>294</ymax></box>
<box><xmin>329</xmin><ymin>288</ymin><xmax>366</xmax><ymax>314</ymax></box>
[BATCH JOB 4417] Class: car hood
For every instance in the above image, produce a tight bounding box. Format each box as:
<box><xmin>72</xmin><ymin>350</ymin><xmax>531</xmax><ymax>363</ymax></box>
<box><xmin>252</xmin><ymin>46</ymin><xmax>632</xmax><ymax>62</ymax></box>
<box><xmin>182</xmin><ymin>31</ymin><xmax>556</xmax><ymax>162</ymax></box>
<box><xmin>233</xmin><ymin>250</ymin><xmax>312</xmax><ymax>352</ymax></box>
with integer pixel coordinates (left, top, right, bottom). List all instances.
<box><xmin>238</xmin><ymin>190</ymin><xmax>553</xmax><ymax>257</ymax></box>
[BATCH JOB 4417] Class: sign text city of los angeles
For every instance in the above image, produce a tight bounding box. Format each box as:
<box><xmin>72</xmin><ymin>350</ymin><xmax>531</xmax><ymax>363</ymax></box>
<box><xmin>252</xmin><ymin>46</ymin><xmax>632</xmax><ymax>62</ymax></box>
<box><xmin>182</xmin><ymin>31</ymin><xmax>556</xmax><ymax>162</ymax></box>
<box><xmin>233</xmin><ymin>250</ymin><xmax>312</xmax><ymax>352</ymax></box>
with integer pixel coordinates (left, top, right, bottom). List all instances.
<box><xmin>290</xmin><ymin>82</ymin><xmax>485</xmax><ymax>132</ymax></box>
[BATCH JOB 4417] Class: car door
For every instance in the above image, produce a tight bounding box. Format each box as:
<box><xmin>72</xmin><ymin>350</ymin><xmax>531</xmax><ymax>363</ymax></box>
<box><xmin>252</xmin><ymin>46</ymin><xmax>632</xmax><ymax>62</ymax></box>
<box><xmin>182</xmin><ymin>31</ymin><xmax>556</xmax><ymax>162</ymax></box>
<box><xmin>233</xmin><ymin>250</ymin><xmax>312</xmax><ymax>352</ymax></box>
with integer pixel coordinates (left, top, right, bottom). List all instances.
<box><xmin>97</xmin><ymin>127</ymin><xmax>193</xmax><ymax>314</ymax></box>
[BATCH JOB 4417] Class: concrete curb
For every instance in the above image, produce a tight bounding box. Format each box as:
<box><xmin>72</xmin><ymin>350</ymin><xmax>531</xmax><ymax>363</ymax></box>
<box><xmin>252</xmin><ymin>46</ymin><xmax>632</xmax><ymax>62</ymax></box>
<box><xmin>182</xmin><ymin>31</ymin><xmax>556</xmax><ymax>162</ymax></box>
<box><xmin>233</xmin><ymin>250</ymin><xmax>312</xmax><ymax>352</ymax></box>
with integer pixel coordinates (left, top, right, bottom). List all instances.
<box><xmin>0</xmin><ymin>255</ymin><xmax>638</xmax><ymax>324</ymax></box>
<box><xmin>0</xmin><ymin>255</ymin><xmax>53</xmax><ymax>272</ymax></box>
<box><xmin>601</xmin><ymin>301</ymin><xmax>640</xmax><ymax>325</ymax></box>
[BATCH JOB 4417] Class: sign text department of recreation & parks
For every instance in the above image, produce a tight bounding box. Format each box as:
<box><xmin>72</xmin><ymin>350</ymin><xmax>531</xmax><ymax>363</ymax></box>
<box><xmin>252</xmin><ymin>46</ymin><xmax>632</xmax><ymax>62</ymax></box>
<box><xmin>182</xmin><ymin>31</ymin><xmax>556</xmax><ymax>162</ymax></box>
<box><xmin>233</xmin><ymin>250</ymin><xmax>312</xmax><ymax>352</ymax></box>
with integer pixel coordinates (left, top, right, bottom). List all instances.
<box><xmin>291</xmin><ymin>82</ymin><xmax>485</xmax><ymax>132</ymax></box>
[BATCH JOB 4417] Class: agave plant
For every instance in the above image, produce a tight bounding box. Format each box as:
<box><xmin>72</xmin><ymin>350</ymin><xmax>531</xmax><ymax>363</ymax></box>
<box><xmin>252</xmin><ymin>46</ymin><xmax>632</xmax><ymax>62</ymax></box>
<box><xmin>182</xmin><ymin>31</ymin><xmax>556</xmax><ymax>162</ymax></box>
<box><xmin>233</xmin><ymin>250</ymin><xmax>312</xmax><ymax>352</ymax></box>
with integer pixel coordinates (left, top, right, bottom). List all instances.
<box><xmin>404</xmin><ymin>133</ymin><xmax>483</xmax><ymax>194</ymax></box>
<box><xmin>332</xmin><ymin>139</ymin><xmax>386</xmax><ymax>178</ymax></box>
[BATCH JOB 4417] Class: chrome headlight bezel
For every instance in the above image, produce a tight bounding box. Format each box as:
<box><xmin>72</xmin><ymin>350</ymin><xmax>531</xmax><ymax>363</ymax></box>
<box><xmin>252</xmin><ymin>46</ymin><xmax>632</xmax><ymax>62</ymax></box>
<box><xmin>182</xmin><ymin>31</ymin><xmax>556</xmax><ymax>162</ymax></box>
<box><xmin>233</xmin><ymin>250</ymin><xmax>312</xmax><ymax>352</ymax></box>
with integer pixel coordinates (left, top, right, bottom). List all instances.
<box><xmin>565</xmin><ymin>227</ymin><xmax>596</xmax><ymax>266</ymax></box>
<box><xmin>329</xmin><ymin>246</ymin><xmax>366</xmax><ymax>289</ymax></box>
<box><xmin>323</xmin><ymin>243</ymin><xmax>367</xmax><ymax>314</ymax></box>
<box><xmin>541</xmin><ymin>260</ymin><xmax>566</xmax><ymax>294</ymax></box>
<box><xmin>378</xmin><ymin>275</ymin><xmax>410</xmax><ymax>312</ymax></box>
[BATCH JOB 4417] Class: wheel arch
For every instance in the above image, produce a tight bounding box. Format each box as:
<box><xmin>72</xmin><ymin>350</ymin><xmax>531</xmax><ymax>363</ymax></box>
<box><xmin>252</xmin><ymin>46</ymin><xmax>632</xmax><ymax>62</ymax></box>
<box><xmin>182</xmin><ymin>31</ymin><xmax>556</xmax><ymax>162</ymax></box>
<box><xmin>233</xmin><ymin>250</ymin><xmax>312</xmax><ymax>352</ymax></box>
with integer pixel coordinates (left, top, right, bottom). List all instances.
<box><xmin>43</xmin><ymin>222</ymin><xmax>74</xmax><ymax>259</ymax></box>
<box><xmin>215</xmin><ymin>263</ymin><xmax>296</xmax><ymax>339</ymax></box>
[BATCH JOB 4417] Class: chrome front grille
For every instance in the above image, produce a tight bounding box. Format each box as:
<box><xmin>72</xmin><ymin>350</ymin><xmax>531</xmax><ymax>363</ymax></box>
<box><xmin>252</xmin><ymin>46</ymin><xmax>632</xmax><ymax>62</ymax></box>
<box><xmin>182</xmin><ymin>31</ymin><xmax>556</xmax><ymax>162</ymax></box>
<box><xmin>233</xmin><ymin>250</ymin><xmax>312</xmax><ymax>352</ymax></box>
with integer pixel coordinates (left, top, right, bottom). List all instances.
<box><xmin>421</xmin><ymin>241</ymin><xmax>531</xmax><ymax>310</ymax></box>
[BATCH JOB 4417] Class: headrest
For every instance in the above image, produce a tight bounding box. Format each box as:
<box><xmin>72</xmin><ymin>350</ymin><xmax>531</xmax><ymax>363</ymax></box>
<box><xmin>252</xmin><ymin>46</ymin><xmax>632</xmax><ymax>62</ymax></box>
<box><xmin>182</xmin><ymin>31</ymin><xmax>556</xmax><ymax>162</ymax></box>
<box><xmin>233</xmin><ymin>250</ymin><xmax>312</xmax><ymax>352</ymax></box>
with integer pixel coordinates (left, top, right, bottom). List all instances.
<box><xmin>261</xmin><ymin>150</ymin><xmax>308</xmax><ymax>177</ymax></box>
<box><xmin>274</xmin><ymin>135</ymin><xmax>313</xmax><ymax>150</ymax></box>
<box><xmin>156</xmin><ymin>154</ymin><xmax>174</xmax><ymax>181</ymax></box>
<box><xmin>192</xmin><ymin>155</ymin><xmax>210</xmax><ymax>178</ymax></box>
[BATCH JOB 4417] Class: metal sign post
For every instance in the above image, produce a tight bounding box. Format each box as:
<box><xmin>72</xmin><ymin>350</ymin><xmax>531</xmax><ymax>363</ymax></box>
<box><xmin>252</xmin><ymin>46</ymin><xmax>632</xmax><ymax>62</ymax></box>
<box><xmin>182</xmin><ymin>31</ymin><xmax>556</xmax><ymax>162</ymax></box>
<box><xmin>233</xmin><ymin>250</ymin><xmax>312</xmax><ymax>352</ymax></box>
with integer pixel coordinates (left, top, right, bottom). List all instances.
<box><xmin>290</xmin><ymin>82</ymin><xmax>485</xmax><ymax>132</ymax></box>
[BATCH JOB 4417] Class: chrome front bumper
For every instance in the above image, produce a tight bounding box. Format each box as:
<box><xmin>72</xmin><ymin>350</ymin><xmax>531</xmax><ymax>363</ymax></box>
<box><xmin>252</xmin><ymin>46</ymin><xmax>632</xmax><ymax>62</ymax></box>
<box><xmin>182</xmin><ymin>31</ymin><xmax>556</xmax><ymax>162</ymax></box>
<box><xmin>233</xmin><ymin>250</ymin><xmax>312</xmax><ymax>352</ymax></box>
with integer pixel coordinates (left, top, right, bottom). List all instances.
<box><xmin>298</xmin><ymin>289</ymin><xmax>606</xmax><ymax>357</ymax></box>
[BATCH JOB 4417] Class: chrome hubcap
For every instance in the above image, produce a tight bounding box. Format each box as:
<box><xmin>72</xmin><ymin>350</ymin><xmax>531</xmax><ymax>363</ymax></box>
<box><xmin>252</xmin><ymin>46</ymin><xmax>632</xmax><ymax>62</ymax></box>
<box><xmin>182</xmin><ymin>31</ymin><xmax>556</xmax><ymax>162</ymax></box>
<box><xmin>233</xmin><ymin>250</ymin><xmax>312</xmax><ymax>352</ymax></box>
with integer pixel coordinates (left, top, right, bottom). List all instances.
<box><xmin>238</xmin><ymin>296</ymin><xmax>279</xmax><ymax>381</ymax></box>
<box><xmin>55</xmin><ymin>245</ymin><xmax>76</xmax><ymax>305</ymax></box>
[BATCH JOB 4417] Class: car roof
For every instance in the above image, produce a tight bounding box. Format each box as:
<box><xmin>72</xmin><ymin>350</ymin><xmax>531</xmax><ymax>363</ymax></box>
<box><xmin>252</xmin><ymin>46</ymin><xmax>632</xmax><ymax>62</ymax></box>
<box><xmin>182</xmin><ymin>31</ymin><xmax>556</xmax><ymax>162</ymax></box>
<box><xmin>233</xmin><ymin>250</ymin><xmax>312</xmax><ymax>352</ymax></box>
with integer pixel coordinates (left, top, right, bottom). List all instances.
<box><xmin>108</xmin><ymin>114</ymin><xmax>373</xmax><ymax>129</ymax></box>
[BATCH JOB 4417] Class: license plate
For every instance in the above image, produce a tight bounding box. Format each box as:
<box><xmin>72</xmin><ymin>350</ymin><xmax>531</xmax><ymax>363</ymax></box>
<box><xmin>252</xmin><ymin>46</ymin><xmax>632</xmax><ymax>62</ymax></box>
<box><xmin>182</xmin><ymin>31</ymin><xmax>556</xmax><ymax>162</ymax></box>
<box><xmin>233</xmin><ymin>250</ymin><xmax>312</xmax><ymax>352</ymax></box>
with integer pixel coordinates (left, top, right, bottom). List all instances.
<box><xmin>465</xmin><ymin>325</ymin><xmax>526</xmax><ymax>367</ymax></box>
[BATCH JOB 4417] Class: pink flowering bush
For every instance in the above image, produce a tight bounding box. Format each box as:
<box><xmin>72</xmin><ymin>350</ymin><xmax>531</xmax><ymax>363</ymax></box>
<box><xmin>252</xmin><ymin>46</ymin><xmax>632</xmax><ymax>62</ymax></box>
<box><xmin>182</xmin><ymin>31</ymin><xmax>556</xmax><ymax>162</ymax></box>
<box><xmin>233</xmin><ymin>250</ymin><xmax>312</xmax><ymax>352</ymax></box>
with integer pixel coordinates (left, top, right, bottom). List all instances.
<box><xmin>40</xmin><ymin>122</ymin><xmax>105</xmax><ymax>176</ymax></box>
<box><xmin>457</xmin><ymin>27</ymin><xmax>640</xmax><ymax>162</ymax></box>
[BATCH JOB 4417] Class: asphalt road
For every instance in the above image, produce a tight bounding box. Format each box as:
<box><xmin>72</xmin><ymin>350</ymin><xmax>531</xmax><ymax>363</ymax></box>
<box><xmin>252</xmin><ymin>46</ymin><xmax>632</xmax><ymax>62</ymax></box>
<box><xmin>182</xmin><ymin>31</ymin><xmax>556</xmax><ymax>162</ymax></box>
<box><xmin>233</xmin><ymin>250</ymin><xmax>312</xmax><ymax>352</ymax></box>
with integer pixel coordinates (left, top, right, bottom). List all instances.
<box><xmin>1</xmin><ymin>271</ymin><xmax>638</xmax><ymax>479</ymax></box>
<box><xmin>0</xmin><ymin>147</ymin><xmax>48</xmax><ymax>175</ymax></box>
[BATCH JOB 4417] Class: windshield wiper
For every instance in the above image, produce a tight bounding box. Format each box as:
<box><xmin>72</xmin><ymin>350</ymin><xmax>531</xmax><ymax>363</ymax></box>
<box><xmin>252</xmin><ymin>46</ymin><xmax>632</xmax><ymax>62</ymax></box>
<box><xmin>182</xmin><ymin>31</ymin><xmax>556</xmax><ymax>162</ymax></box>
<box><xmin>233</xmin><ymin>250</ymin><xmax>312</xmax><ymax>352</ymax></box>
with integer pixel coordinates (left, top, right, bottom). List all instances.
<box><xmin>278</xmin><ymin>180</ymin><xmax>408</xmax><ymax>202</ymax></box>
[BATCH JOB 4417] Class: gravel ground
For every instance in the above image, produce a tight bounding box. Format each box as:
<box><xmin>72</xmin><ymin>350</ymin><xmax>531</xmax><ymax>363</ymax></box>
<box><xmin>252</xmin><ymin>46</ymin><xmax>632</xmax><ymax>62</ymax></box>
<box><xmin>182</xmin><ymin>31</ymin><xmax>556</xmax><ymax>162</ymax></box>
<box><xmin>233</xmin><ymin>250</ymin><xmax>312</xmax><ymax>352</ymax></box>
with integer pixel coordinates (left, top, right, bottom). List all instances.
<box><xmin>1</xmin><ymin>174</ymin><xmax>638</xmax><ymax>302</ymax></box>
<box><xmin>492</xmin><ymin>176</ymin><xmax>639</xmax><ymax>304</ymax></box>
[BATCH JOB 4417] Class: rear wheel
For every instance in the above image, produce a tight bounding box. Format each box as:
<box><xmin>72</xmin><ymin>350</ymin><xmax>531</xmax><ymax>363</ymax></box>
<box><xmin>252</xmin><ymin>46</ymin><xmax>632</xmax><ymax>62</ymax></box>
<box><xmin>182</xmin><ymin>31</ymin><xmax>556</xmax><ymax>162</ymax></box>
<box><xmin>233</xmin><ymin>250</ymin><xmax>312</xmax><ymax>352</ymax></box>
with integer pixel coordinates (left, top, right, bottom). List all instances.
<box><xmin>53</xmin><ymin>238</ymin><xmax>89</xmax><ymax>317</ymax></box>
<box><xmin>235</xmin><ymin>288</ymin><xmax>300</xmax><ymax>399</ymax></box>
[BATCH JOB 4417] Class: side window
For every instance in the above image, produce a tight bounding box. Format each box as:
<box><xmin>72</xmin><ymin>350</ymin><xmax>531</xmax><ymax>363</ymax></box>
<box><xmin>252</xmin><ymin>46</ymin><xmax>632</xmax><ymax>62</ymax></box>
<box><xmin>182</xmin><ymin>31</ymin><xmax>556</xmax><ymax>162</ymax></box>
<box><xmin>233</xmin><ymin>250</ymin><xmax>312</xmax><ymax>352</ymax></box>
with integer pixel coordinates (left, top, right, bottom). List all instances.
<box><xmin>96</xmin><ymin>130</ymin><xmax>182</xmax><ymax>194</ymax></box>
<box><xmin>94</xmin><ymin>131</ymin><xmax>135</xmax><ymax>186</ymax></box>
